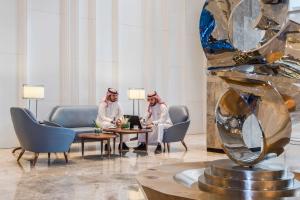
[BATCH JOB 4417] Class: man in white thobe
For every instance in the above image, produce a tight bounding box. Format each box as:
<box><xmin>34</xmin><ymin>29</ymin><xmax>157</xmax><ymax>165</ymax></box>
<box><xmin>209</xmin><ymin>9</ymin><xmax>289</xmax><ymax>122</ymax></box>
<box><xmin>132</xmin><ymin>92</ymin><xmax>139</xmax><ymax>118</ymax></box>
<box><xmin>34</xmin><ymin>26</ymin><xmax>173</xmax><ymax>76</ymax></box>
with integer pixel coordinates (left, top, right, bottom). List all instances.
<box><xmin>96</xmin><ymin>88</ymin><xmax>130</xmax><ymax>150</ymax></box>
<box><xmin>134</xmin><ymin>91</ymin><xmax>172</xmax><ymax>154</ymax></box>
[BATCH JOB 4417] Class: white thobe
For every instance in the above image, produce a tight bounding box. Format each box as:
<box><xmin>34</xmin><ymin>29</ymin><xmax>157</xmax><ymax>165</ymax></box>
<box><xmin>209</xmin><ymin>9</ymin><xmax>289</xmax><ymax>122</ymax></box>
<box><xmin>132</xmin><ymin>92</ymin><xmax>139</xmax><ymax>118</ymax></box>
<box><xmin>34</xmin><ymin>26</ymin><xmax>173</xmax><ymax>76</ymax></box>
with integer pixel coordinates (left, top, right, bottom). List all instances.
<box><xmin>139</xmin><ymin>104</ymin><xmax>172</xmax><ymax>145</ymax></box>
<box><xmin>96</xmin><ymin>101</ymin><xmax>129</xmax><ymax>142</ymax></box>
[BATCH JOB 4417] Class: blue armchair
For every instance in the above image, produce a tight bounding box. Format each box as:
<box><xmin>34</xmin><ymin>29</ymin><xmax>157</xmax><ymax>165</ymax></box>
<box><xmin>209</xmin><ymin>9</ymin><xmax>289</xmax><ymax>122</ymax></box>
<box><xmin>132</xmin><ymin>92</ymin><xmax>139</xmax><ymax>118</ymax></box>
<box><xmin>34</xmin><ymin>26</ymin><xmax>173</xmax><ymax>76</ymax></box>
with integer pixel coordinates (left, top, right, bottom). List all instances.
<box><xmin>163</xmin><ymin>105</ymin><xmax>190</xmax><ymax>152</ymax></box>
<box><xmin>10</xmin><ymin>107</ymin><xmax>75</xmax><ymax>166</ymax></box>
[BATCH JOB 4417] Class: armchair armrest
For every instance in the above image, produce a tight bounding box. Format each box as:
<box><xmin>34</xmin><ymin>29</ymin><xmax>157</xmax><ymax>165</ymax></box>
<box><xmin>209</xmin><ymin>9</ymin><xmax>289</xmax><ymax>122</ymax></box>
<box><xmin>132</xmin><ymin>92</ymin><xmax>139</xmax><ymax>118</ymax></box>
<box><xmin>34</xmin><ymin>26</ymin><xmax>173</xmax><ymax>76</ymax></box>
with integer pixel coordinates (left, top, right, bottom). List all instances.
<box><xmin>38</xmin><ymin>124</ymin><xmax>75</xmax><ymax>137</ymax></box>
<box><xmin>25</xmin><ymin>123</ymin><xmax>76</xmax><ymax>153</ymax></box>
<box><xmin>163</xmin><ymin>120</ymin><xmax>190</xmax><ymax>143</ymax></box>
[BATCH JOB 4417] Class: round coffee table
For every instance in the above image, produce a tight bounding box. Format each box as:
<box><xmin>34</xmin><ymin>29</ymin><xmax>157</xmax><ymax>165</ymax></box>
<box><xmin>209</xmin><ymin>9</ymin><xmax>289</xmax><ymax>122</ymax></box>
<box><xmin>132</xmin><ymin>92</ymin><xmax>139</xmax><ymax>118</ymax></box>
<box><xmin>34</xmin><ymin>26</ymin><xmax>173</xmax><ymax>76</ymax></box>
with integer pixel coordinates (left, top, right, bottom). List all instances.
<box><xmin>78</xmin><ymin>133</ymin><xmax>117</xmax><ymax>158</ymax></box>
<box><xmin>103</xmin><ymin>128</ymin><xmax>152</xmax><ymax>156</ymax></box>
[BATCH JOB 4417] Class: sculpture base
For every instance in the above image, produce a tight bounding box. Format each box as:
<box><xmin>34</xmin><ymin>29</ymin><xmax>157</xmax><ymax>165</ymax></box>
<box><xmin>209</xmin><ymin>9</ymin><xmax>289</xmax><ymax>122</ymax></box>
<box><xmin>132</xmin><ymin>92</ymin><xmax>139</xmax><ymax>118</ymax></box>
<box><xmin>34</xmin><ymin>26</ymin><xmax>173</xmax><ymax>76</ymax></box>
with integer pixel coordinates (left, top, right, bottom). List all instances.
<box><xmin>198</xmin><ymin>159</ymin><xmax>300</xmax><ymax>199</ymax></box>
<box><xmin>137</xmin><ymin>159</ymin><xmax>300</xmax><ymax>200</ymax></box>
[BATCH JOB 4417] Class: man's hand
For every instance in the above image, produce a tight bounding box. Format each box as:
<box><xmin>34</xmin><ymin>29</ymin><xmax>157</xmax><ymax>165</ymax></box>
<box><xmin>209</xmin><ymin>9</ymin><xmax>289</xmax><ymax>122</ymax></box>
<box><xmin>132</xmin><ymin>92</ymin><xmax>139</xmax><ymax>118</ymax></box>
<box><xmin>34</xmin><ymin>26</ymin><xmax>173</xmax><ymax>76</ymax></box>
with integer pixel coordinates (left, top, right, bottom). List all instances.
<box><xmin>146</xmin><ymin>123</ymin><xmax>154</xmax><ymax>129</ymax></box>
<box><xmin>116</xmin><ymin>119</ymin><xmax>122</xmax><ymax>127</ymax></box>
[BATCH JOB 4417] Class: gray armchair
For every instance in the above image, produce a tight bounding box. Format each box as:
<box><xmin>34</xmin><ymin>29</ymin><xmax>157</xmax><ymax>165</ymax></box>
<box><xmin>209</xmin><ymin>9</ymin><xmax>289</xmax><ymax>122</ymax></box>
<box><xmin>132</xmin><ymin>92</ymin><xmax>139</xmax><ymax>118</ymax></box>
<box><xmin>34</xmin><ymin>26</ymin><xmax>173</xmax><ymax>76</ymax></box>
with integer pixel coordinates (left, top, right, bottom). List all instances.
<box><xmin>163</xmin><ymin>105</ymin><xmax>190</xmax><ymax>152</ymax></box>
<box><xmin>10</xmin><ymin>107</ymin><xmax>75</xmax><ymax>166</ymax></box>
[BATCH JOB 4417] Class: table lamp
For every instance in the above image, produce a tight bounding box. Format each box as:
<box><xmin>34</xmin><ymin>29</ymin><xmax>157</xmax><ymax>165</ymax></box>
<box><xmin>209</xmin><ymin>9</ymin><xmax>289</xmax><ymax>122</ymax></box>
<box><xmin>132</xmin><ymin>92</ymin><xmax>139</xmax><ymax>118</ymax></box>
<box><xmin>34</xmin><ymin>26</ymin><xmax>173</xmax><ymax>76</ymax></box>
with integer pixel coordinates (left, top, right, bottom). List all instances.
<box><xmin>23</xmin><ymin>84</ymin><xmax>45</xmax><ymax>118</ymax></box>
<box><xmin>128</xmin><ymin>88</ymin><xmax>145</xmax><ymax>116</ymax></box>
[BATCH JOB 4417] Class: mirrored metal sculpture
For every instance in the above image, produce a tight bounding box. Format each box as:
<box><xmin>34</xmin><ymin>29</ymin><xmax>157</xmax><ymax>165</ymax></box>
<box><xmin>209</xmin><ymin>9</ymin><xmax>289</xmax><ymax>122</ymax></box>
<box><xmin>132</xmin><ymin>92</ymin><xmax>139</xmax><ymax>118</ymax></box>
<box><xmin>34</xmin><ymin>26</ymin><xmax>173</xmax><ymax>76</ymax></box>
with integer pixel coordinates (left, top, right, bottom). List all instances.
<box><xmin>197</xmin><ymin>0</ymin><xmax>300</xmax><ymax>198</ymax></box>
<box><xmin>200</xmin><ymin>0</ymin><xmax>300</xmax><ymax>167</ymax></box>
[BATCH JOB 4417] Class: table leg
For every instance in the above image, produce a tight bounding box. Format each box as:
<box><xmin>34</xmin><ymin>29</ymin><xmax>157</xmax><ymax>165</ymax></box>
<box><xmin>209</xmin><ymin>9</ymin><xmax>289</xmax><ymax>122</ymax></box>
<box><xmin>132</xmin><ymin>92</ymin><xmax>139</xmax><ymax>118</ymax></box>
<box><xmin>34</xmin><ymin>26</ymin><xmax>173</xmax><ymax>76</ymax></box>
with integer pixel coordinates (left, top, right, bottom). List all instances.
<box><xmin>101</xmin><ymin>140</ymin><xmax>103</xmax><ymax>157</ymax></box>
<box><xmin>81</xmin><ymin>139</ymin><xmax>85</xmax><ymax>158</ymax></box>
<box><xmin>145</xmin><ymin>132</ymin><xmax>148</xmax><ymax>152</ymax></box>
<box><xmin>119</xmin><ymin>134</ymin><xmax>123</xmax><ymax>156</ymax></box>
<box><xmin>108</xmin><ymin>139</ymin><xmax>111</xmax><ymax>158</ymax></box>
<box><xmin>113</xmin><ymin>138</ymin><xmax>116</xmax><ymax>154</ymax></box>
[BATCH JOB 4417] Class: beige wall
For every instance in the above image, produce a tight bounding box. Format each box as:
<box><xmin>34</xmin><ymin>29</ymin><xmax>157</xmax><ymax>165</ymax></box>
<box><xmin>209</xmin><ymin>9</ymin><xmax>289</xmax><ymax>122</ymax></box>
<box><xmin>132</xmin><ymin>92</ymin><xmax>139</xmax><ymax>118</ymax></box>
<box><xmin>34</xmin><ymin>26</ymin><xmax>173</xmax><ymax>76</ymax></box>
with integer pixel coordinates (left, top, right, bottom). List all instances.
<box><xmin>0</xmin><ymin>0</ymin><xmax>206</xmax><ymax>148</ymax></box>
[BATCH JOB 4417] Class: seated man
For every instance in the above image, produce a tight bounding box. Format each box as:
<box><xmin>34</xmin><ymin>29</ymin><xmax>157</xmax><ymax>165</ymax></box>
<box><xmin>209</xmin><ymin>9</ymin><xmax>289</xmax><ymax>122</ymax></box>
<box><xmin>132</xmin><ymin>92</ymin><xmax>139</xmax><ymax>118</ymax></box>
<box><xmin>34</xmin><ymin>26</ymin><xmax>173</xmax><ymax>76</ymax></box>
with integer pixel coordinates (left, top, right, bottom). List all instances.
<box><xmin>96</xmin><ymin>88</ymin><xmax>130</xmax><ymax>150</ymax></box>
<box><xmin>134</xmin><ymin>91</ymin><xmax>173</xmax><ymax>154</ymax></box>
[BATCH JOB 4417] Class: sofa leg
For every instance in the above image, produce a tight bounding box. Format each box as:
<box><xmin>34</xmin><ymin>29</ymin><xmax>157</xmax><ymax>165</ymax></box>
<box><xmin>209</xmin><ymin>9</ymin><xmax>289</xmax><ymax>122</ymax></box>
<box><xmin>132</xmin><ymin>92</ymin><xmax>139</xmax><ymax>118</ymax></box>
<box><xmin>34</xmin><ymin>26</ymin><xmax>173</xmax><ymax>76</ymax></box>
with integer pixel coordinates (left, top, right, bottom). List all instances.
<box><xmin>167</xmin><ymin>143</ymin><xmax>170</xmax><ymax>153</ymax></box>
<box><xmin>181</xmin><ymin>140</ymin><xmax>188</xmax><ymax>151</ymax></box>
<box><xmin>64</xmin><ymin>152</ymin><xmax>69</xmax><ymax>163</ymax></box>
<box><xmin>163</xmin><ymin>143</ymin><xmax>166</xmax><ymax>153</ymax></box>
<box><xmin>17</xmin><ymin>149</ymin><xmax>25</xmax><ymax>161</ymax></box>
<box><xmin>32</xmin><ymin>153</ymin><xmax>39</xmax><ymax>166</ymax></box>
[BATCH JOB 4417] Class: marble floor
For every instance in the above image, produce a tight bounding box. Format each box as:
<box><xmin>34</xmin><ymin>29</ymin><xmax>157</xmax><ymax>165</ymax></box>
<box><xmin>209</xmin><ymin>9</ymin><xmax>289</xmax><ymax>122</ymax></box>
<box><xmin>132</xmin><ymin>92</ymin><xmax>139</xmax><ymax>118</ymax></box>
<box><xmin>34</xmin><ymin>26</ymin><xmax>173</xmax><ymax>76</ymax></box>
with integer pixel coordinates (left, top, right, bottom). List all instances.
<box><xmin>2</xmin><ymin>133</ymin><xmax>300</xmax><ymax>200</ymax></box>
<box><xmin>0</xmin><ymin>134</ymin><xmax>227</xmax><ymax>200</ymax></box>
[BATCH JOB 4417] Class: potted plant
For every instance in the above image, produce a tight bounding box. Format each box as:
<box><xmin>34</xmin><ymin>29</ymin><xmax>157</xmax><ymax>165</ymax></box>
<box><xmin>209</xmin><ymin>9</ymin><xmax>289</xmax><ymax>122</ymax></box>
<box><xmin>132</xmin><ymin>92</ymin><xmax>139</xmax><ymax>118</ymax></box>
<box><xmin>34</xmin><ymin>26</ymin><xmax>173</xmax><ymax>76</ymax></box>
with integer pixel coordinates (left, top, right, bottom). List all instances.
<box><xmin>92</xmin><ymin>120</ymin><xmax>102</xmax><ymax>135</ymax></box>
<box><xmin>121</xmin><ymin>117</ymin><xmax>130</xmax><ymax>129</ymax></box>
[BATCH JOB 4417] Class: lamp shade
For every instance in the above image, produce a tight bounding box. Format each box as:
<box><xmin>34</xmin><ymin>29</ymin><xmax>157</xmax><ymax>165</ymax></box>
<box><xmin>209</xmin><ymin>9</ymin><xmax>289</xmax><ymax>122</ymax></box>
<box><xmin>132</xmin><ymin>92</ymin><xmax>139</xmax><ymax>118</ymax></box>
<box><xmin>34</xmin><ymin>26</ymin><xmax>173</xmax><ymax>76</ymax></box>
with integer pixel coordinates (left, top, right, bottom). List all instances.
<box><xmin>23</xmin><ymin>85</ymin><xmax>45</xmax><ymax>99</ymax></box>
<box><xmin>128</xmin><ymin>88</ymin><xmax>145</xmax><ymax>100</ymax></box>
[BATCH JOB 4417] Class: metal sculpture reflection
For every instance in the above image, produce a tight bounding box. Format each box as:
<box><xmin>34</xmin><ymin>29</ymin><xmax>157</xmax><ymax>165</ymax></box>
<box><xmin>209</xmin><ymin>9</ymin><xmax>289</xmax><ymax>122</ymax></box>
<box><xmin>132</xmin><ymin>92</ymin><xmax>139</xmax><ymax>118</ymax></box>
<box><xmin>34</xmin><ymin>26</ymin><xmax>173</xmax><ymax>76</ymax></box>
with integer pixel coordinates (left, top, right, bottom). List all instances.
<box><xmin>200</xmin><ymin>0</ymin><xmax>300</xmax><ymax>166</ymax></box>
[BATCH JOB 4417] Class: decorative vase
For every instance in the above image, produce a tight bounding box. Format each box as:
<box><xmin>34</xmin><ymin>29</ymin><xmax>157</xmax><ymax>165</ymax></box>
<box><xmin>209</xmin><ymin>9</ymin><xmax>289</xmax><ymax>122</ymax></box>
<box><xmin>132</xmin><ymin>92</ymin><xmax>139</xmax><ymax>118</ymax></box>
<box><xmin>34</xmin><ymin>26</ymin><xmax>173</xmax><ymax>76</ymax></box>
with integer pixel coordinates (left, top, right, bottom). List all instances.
<box><xmin>94</xmin><ymin>128</ymin><xmax>102</xmax><ymax>135</ymax></box>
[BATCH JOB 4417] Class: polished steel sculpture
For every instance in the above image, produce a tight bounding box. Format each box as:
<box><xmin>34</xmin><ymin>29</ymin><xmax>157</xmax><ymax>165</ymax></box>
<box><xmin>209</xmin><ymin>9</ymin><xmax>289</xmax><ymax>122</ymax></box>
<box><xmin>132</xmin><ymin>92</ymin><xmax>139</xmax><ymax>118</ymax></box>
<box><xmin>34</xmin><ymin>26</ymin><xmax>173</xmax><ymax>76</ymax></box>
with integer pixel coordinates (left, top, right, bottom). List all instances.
<box><xmin>200</xmin><ymin>0</ymin><xmax>300</xmax><ymax>167</ymax></box>
<box><xmin>197</xmin><ymin>0</ymin><xmax>300</xmax><ymax>198</ymax></box>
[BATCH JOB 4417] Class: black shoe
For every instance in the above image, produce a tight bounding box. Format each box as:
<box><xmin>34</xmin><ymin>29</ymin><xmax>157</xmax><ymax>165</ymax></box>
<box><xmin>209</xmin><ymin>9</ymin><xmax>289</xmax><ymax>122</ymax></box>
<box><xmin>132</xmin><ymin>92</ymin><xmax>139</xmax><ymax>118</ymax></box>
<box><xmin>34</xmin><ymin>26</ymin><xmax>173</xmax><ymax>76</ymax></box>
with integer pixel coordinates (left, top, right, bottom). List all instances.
<box><xmin>123</xmin><ymin>143</ymin><xmax>129</xmax><ymax>150</ymax></box>
<box><xmin>104</xmin><ymin>144</ymin><xmax>111</xmax><ymax>152</ymax></box>
<box><xmin>134</xmin><ymin>143</ymin><xmax>146</xmax><ymax>151</ymax></box>
<box><xmin>154</xmin><ymin>143</ymin><xmax>162</xmax><ymax>154</ymax></box>
<box><xmin>118</xmin><ymin>143</ymin><xmax>129</xmax><ymax>151</ymax></box>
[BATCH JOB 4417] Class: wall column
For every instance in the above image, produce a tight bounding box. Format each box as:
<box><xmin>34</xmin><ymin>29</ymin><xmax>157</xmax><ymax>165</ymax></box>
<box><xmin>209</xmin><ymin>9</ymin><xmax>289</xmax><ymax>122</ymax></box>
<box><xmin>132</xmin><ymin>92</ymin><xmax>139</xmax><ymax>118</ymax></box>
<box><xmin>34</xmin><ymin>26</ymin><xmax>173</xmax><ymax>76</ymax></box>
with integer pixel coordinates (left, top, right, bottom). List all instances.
<box><xmin>17</xmin><ymin>0</ymin><xmax>30</xmax><ymax>107</ymax></box>
<box><xmin>60</xmin><ymin>0</ymin><xmax>80</xmax><ymax>105</ymax></box>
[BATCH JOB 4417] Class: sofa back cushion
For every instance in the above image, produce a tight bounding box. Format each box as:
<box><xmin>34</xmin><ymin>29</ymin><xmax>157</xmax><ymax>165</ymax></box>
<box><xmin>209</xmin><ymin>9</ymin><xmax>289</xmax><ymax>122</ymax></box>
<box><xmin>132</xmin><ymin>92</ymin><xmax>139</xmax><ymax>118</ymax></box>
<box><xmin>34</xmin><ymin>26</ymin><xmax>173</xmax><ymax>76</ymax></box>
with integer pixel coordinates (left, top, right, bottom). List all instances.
<box><xmin>168</xmin><ymin>105</ymin><xmax>189</xmax><ymax>124</ymax></box>
<box><xmin>49</xmin><ymin>105</ymin><xmax>98</xmax><ymax>128</ymax></box>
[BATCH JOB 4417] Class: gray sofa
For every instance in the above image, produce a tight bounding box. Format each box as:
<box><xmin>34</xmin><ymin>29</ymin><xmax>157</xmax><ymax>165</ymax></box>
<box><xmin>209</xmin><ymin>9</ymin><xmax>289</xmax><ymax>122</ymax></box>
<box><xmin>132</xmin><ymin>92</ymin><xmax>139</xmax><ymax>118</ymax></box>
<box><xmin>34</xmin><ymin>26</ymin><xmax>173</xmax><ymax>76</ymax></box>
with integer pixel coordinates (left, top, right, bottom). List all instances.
<box><xmin>46</xmin><ymin>105</ymin><xmax>190</xmax><ymax>150</ymax></box>
<box><xmin>45</xmin><ymin>105</ymin><xmax>98</xmax><ymax>141</ymax></box>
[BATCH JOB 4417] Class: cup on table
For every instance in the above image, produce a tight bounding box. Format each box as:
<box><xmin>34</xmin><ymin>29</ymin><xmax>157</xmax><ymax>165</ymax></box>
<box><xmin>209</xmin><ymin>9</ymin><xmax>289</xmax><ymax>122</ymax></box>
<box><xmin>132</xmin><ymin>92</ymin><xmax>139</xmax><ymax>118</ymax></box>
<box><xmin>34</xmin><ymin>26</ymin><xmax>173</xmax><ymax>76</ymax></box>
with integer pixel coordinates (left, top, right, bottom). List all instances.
<box><xmin>126</xmin><ymin>122</ymin><xmax>130</xmax><ymax>130</ymax></box>
<box><xmin>133</xmin><ymin>125</ymin><xmax>139</xmax><ymax>130</ymax></box>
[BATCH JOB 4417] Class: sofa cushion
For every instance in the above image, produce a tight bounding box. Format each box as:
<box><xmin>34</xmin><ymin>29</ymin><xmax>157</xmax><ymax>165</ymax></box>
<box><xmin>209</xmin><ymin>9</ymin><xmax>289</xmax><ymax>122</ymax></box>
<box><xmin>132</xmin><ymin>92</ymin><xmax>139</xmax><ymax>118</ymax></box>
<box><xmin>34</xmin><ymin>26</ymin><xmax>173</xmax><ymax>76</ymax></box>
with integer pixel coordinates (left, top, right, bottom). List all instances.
<box><xmin>71</xmin><ymin>127</ymin><xmax>96</xmax><ymax>134</ymax></box>
<box><xmin>168</xmin><ymin>105</ymin><xmax>189</xmax><ymax>124</ymax></box>
<box><xmin>48</xmin><ymin>105</ymin><xmax>98</xmax><ymax>128</ymax></box>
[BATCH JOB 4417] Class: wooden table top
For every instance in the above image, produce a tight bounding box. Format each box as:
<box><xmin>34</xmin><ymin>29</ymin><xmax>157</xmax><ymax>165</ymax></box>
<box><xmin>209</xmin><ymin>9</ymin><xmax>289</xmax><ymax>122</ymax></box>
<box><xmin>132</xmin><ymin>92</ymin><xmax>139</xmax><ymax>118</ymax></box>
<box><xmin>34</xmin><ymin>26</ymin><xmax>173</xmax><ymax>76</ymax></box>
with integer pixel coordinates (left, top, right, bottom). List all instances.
<box><xmin>78</xmin><ymin>133</ymin><xmax>117</xmax><ymax>140</ymax></box>
<box><xmin>103</xmin><ymin>128</ymin><xmax>152</xmax><ymax>134</ymax></box>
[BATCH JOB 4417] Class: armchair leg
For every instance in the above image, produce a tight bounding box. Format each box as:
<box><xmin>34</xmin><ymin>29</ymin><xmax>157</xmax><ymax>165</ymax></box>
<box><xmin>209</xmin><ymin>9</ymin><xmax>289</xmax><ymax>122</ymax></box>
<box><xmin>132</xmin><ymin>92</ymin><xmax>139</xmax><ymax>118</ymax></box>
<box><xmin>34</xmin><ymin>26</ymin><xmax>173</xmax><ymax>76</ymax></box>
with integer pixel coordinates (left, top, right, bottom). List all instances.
<box><xmin>167</xmin><ymin>143</ymin><xmax>170</xmax><ymax>153</ymax></box>
<box><xmin>181</xmin><ymin>140</ymin><xmax>188</xmax><ymax>151</ymax></box>
<box><xmin>12</xmin><ymin>147</ymin><xmax>22</xmax><ymax>154</ymax></box>
<box><xmin>63</xmin><ymin>152</ymin><xmax>69</xmax><ymax>163</ymax></box>
<box><xmin>163</xmin><ymin>143</ymin><xmax>166</xmax><ymax>153</ymax></box>
<box><xmin>17</xmin><ymin>149</ymin><xmax>25</xmax><ymax>161</ymax></box>
<box><xmin>48</xmin><ymin>153</ymin><xmax>51</xmax><ymax>164</ymax></box>
<box><xmin>32</xmin><ymin>153</ymin><xmax>39</xmax><ymax>166</ymax></box>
